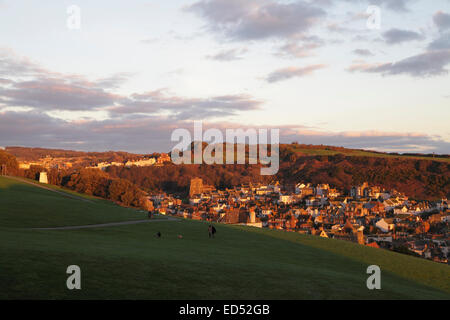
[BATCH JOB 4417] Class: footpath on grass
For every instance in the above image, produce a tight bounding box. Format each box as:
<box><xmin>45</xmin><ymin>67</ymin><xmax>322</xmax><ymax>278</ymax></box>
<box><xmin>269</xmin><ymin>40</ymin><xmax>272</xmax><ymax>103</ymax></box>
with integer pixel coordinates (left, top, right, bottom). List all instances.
<box><xmin>32</xmin><ymin>216</ymin><xmax>179</xmax><ymax>230</ymax></box>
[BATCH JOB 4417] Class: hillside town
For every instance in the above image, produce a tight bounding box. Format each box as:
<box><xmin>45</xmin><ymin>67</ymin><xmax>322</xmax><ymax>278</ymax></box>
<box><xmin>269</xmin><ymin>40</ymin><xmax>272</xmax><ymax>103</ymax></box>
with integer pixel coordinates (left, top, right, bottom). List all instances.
<box><xmin>149</xmin><ymin>179</ymin><xmax>449</xmax><ymax>264</ymax></box>
<box><xmin>16</xmin><ymin>153</ymin><xmax>172</xmax><ymax>170</ymax></box>
<box><xmin>3</xmin><ymin>147</ymin><xmax>449</xmax><ymax>264</ymax></box>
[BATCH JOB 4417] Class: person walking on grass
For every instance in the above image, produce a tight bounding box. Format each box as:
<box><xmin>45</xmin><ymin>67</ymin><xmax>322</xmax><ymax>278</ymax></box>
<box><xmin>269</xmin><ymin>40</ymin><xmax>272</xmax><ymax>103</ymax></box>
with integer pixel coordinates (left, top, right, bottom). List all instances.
<box><xmin>208</xmin><ymin>225</ymin><xmax>217</xmax><ymax>238</ymax></box>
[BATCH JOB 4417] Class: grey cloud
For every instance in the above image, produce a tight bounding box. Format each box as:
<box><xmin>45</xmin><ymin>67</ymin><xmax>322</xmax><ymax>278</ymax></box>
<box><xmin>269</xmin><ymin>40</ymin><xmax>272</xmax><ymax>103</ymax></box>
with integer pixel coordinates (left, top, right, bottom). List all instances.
<box><xmin>0</xmin><ymin>50</ymin><xmax>130</xmax><ymax>111</ymax></box>
<box><xmin>427</xmin><ymin>12</ymin><xmax>450</xmax><ymax>51</ymax></box>
<box><xmin>281</xmin><ymin>130</ymin><xmax>450</xmax><ymax>154</ymax></box>
<box><xmin>0</xmin><ymin>111</ymin><xmax>175</xmax><ymax>153</ymax></box>
<box><xmin>349</xmin><ymin>50</ymin><xmax>450</xmax><ymax>77</ymax></box>
<box><xmin>187</xmin><ymin>0</ymin><xmax>325</xmax><ymax>41</ymax></box>
<box><xmin>0</xmin><ymin>49</ymin><xmax>259</xmax><ymax>118</ymax></box>
<box><xmin>266</xmin><ymin>64</ymin><xmax>326</xmax><ymax>82</ymax></box>
<box><xmin>0</xmin><ymin>111</ymin><xmax>89</xmax><ymax>147</ymax></box>
<box><xmin>206</xmin><ymin>48</ymin><xmax>247</xmax><ymax>61</ymax></box>
<box><xmin>1</xmin><ymin>111</ymin><xmax>449</xmax><ymax>154</ymax></box>
<box><xmin>95</xmin><ymin>73</ymin><xmax>133</xmax><ymax>89</ymax></box>
<box><xmin>353</xmin><ymin>49</ymin><xmax>374</xmax><ymax>56</ymax></box>
<box><xmin>278</xmin><ymin>39</ymin><xmax>324</xmax><ymax>58</ymax></box>
<box><xmin>428</xmin><ymin>33</ymin><xmax>450</xmax><ymax>50</ymax></box>
<box><xmin>370</xmin><ymin>0</ymin><xmax>414</xmax><ymax>12</ymax></box>
<box><xmin>342</xmin><ymin>0</ymin><xmax>415</xmax><ymax>12</ymax></box>
<box><xmin>0</xmin><ymin>49</ymin><xmax>49</xmax><ymax>77</ymax></box>
<box><xmin>382</xmin><ymin>28</ymin><xmax>424</xmax><ymax>44</ymax></box>
<box><xmin>0</xmin><ymin>78</ymin><xmax>13</xmax><ymax>85</ymax></box>
<box><xmin>0</xmin><ymin>78</ymin><xmax>120</xmax><ymax>111</ymax></box>
<box><xmin>110</xmin><ymin>91</ymin><xmax>263</xmax><ymax>120</ymax></box>
<box><xmin>326</xmin><ymin>22</ymin><xmax>355</xmax><ymax>34</ymax></box>
<box><xmin>433</xmin><ymin>11</ymin><xmax>450</xmax><ymax>32</ymax></box>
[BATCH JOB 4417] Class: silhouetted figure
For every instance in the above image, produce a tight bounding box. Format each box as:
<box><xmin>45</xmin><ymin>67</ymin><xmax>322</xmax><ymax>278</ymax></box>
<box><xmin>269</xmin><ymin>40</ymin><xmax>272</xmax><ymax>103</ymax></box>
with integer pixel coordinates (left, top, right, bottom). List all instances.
<box><xmin>156</xmin><ymin>231</ymin><xmax>161</xmax><ymax>238</ymax></box>
<box><xmin>148</xmin><ymin>211</ymin><xmax>153</xmax><ymax>219</ymax></box>
<box><xmin>208</xmin><ymin>225</ymin><xmax>216</xmax><ymax>238</ymax></box>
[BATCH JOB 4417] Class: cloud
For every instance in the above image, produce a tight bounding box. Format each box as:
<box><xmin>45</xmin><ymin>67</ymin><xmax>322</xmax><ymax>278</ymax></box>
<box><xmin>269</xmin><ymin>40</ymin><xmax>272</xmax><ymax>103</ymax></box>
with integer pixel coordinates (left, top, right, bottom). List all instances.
<box><xmin>0</xmin><ymin>49</ymin><xmax>259</xmax><ymax>118</ymax></box>
<box><xmin>343</xmin><ymin>0</ymin><xmax>415</xmax><ymax>12</ymax></box>
<box><xmin>0</xmin><ymin>49</ymin><xmax>130</xmax><ymax>111</ymax></box>
<box><xmin>353</xmin><ymin>49</ymin><xmax>374</xmax><ymax>57</ymax></box>
<box><xmin>348</xmin><ymin>50</ymin><xmax>450</xmax><ymax>77</ymax></box>
<box><xmin>433</xmin><ymin>11</ymin><xmax>450</xmax><ymax>32</ymax></box>
<box><xmin>266</xmin><ymin>64</ymin><xmax>326</xmax><ymax>82</ymax></box>
<box><xmin>277</xmin><ymin>39</ymin><xmax>323</xmax><ymax>58</ymax></box>
<box><xmin>372</xmin><ymin>0</ymin><xmax>414</xmax><ymax>12</ymax></box>
<box><xmin>428</xmin><ymin>12</ymin><xmax>450</xmax><ymax>51</ymax></box>
<box><xmin>109</xmin><ymin>90</ymin><xmax>263</xmax><ymax>120</ymax></box>
<box><xmin>0</xmin><ymin>78</ymin><xmax>13</xmax><ymax>85</ymax></box>
<box><xmin>382</xmin><ymin>28</ymin><xmax>424</xmax><ymax>44</ymax></box>
<box><xmin>428</xmin><ymin>33</ymin><xmax>450</xmax><ymax>50</ymax></box>
<box><xmin>279</xmin><ymin>128</ymin><xmax>450</xmax><ymax>154</ymax></box>
<box><xmin>0</xmin><ymin>110</ymin><xmax>176</xmax><ymax>152</ymax></box>
<box><xmin>206</xmin><ymin>48</ymin><xmax>247</xmax><ymax>61</ymax></box>
<box><xmin>1</xmin><ymin>111</ymin><xmax>449</xmax><ymax>154</ymax></box>
<box><xmin>187</xmin><ymin>0</ymin><xmax>325</xmax><ymax>41</ymax></box>
<box><xmin>349</xmin><ymin>14</ymin><xmax>450</xmax><ymax>78</ymax></box>
<box><xmin>347</xmin><ymin>62</ymin><xmax>383</xmax><ymax>72</ymax></box>
<box><xmin>0</xmin><ymin>48</ymin><xmax>50</xmax><ymax>77</ymax></box>
<box><xmin>0</xmin><ymin>78</ymin><xmax>121</xmax><ymax>111</ymax></box>
<box><xmin>95</xmin><ymin>73</ymin><xmax>133</xmax><ymax>90</ymax></box>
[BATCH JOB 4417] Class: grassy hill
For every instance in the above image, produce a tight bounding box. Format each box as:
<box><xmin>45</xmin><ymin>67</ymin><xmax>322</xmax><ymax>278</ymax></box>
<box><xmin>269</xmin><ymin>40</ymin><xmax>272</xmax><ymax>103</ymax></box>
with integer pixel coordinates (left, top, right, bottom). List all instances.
<box><xmin>284</xmin><ymin>144</ymin><xmax>450</xmax><ymax>163</ymax></box>
<box><xmin>0</xmin><ymin>176</ymin><xmax>449</xmax><ymax>299</ymax></box>
<box><xmin>0</xmin><ymin>176</ymin><xmax>147</xmax><ymax>228</ymax></box>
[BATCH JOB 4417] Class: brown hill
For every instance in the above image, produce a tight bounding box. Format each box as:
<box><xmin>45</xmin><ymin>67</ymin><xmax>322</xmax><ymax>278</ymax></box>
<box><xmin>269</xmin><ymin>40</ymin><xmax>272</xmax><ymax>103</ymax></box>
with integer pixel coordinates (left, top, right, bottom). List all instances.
<box><xmin>3</xmin><ymin>144</ymin><xmax>449</xmax><ymax>200</ymax></box>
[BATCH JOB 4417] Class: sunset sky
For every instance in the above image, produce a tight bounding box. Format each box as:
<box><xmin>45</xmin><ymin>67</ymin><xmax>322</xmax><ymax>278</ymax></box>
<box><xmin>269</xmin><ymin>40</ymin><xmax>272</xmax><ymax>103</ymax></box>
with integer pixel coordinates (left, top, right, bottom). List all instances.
<box><xmin>0</xmin><ymin>0</ymin><xmax>449</xmax><ymax>153</ymax></box>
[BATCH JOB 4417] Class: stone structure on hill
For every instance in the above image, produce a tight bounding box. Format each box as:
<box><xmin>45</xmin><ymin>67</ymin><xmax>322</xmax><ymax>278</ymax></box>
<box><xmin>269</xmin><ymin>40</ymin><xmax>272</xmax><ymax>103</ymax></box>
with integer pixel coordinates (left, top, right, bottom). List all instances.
<box><xmin>39</xmin><ymin>172</ymin><xmax>48</xmax><ymax>184</ymax></box>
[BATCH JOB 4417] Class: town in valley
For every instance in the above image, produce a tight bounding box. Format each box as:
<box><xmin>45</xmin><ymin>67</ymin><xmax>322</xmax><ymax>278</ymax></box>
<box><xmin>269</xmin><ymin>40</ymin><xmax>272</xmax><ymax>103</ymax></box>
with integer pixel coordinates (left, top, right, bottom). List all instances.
<box><xmin>3</xmin><ymin>147</ymin><xmax>449</xmax><ymax>265</ymax></box>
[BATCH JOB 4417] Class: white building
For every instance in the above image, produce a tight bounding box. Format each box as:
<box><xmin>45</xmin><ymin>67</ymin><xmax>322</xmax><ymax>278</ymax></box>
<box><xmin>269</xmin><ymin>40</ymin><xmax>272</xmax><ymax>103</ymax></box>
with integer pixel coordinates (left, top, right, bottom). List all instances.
<box><xmin>125</xmin><ymin>158</ymin><xmax>156</xmax><ymax>167</ymax></box>
<box><xmin>278</xmin><ymin>194</ymin><xmax>293</xmax><ymax>204</ymax></box>
<box><xmin>39</xmin><ymin>172</ymin><xmax>48</xmax><ymax>184</ymax></box>
<box><xmin>375</xmin><ymin>218</ymin><xmax>394</xmax><ymax>233</ymax></box>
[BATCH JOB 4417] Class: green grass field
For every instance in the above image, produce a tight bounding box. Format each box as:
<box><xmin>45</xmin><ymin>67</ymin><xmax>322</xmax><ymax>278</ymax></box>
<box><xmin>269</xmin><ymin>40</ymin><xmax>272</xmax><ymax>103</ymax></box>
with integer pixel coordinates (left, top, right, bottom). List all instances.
<box><xmin>0</xmin><ymin>176</ymin><xmax>449</xmax><ymax>299</ymax></box>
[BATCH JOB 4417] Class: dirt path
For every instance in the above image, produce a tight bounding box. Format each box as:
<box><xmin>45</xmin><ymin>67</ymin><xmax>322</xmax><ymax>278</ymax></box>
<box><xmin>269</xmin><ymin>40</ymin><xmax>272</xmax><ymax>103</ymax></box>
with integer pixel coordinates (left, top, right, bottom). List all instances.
<box><xmin>32</xmin><ymin>217</ymin><xmax>179</xmax><ymax>230</ymax></box>
<box><xmin>5</xmin><ymin>175</ymin><xmax>94</xmax><ymax>203</ymax></box>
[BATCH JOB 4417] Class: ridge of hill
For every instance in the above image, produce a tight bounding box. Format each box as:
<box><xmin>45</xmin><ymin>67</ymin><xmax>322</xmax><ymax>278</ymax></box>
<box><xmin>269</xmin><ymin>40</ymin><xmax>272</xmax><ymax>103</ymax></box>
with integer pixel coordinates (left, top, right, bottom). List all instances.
<box><xmin>5</xmin><ymin>144</ymin><xmax>450</xmax><ymax>163</ymax></box>
<box><xmin>2</xmin><ymin>145</ymin><xmax>449</xmax><ymax>200</ymax></box>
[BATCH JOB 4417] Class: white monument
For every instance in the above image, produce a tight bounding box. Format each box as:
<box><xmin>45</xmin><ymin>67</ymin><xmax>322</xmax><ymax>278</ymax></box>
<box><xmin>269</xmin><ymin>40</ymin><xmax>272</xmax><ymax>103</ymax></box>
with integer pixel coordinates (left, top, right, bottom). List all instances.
<box><xmin>39</xmin><ymin>172</ymin><xmax>48</xmax><ymax>184</ymax></box>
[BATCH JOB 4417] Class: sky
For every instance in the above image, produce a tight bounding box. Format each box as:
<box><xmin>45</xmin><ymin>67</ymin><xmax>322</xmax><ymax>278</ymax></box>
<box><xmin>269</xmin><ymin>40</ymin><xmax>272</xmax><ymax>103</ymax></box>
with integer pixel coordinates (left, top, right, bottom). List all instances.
<box><xmin>0</xmin><ymin>0</ymin><xmax>449</xmax><ymax>154</ymax></box>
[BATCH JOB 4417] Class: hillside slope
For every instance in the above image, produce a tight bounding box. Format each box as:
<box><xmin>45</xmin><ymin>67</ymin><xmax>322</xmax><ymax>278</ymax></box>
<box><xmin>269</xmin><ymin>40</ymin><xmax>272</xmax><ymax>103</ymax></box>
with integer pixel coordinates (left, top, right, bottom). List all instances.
<box><xmin>0</xmin><ymin>176</ymin><xmax>147</xmax><ymax>228</ymax></box>
<box><xmin>277</xmin><ymin>153</ymin><xmax>450</xmax><ymax>200</ymax></box>
<box><xmin>0</xmin><ymin>177</ymin><xmax>449</xmax><ymax>299</ymax></box>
